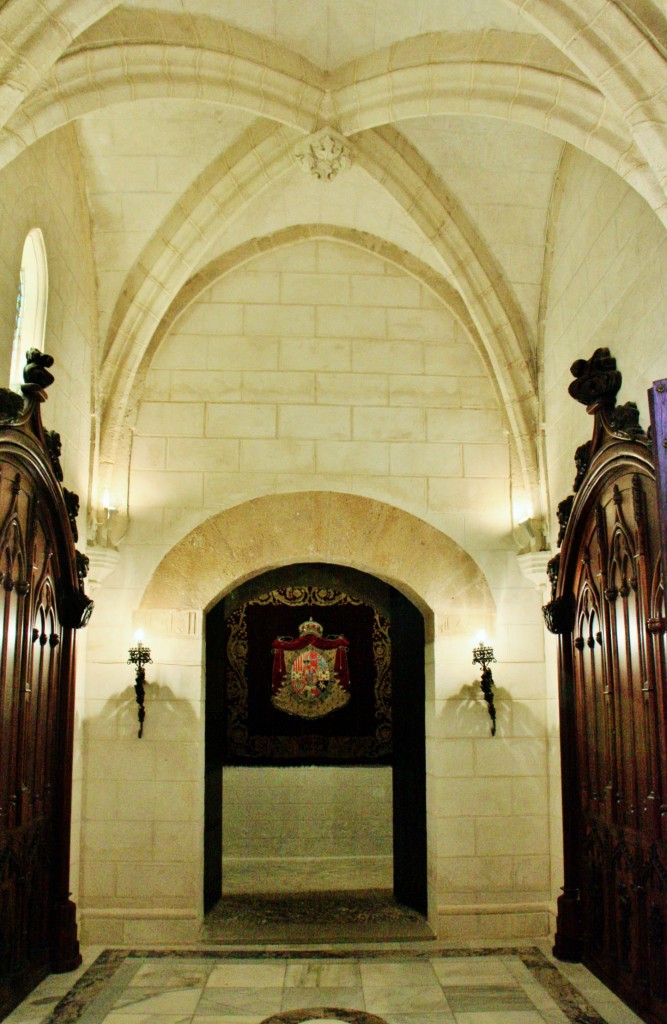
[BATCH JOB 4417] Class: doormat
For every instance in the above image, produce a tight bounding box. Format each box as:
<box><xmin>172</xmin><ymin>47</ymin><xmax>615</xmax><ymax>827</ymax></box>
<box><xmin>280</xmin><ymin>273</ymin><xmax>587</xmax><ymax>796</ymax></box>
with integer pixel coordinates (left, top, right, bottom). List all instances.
<box><xmin>201</xmin><ymin>889</ymin><xmax>435</xmax><ymax>943</ymax></box>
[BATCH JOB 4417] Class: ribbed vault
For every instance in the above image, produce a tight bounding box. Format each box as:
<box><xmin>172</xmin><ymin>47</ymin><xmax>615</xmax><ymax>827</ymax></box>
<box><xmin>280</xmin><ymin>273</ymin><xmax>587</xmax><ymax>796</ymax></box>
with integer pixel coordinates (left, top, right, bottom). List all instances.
<box><xmin>95</xmin><ymin>127</ymin><xmax>540</xmax><ymax>518</ymax></box>
<box><xmin>1</xmin><ymin>2</ymin><xmax>665</xmax><ymax>212</ymax></box>
<box><xmin>501</xmin><ymin>0</ymin><xmax>667</xmax><ymax>216</ymax></box>
<box><xmin>0</xmin><ymin>24</ymin><xmax>660</xmax><ymax>216</ymax></box>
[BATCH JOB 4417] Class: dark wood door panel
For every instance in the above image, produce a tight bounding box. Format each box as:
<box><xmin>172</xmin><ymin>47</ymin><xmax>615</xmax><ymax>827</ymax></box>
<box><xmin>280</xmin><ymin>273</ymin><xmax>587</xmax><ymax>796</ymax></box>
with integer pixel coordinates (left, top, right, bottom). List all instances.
<box><xmin>0</xmin><ymin>357</ymin><xmax>92</xmax><ymax>1019</ymax></box>
<box><xmin>550</xmin><ymin>351</ymin><xmax>667</xmax><ymax>1023</ymax></box>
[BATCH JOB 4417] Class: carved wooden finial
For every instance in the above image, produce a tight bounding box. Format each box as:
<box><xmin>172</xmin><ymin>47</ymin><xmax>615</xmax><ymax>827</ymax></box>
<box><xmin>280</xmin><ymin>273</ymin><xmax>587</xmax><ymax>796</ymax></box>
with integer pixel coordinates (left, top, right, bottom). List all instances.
<box><xmin>21</xmin><ymin>348</ymin><xmax>55</xmax><ymax>401</ymax></box>
<box><xmin>568</xmin><ymin>348</ymin><xmax>645</xmax><ymax>447</ymax></box>
<box><xmin>568</xmin><ymin>347</ymin><xmax>621</xmax><ymax>409</ymax></box>
<box><xmin>609</xmin><ymin>401</ymin><xmax>644</xmax><ymax>439</ymax></box>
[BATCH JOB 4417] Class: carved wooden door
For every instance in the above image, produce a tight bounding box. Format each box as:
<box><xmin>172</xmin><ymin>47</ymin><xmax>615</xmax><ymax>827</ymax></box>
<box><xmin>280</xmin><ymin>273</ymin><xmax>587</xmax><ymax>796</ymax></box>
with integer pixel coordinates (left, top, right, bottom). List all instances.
<box><xmin>0</xmin><ymin>355</ymin><xmax>91</xmax><ymax>1019</ymax></box>
<box><xmin>571</xmin><ymin>468</ymin><xmax>667</xmax><ymax>1015</ymax></box>
<box><xmin>549</xmin><ymin>349</ymin><xmax>667</xmax><ymax>1024</ymax></box>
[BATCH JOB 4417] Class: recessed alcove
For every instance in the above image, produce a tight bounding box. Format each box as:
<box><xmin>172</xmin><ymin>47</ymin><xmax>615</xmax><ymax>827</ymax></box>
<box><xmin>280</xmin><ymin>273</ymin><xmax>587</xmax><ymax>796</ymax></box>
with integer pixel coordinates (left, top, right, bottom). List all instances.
<box><xmin>204</xmin><ymin>561</ymin><xmax>427</xmax><ymax>921</ymax></box>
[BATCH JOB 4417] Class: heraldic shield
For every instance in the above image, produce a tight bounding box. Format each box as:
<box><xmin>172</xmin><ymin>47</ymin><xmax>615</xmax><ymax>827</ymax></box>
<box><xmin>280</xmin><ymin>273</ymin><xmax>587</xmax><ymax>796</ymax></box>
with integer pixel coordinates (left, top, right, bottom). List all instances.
<box><xmin>271</xmin><ymin>619</ymin><xmax>350</xmax><ymax>719</ymax></box>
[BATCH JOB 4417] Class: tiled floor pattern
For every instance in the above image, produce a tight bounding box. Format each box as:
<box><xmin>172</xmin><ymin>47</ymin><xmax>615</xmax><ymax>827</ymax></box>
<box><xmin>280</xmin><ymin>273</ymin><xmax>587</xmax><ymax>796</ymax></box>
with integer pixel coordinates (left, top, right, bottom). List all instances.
<box><xmin>5</xmin><ymin>946</ymin><xmax>645</xmax><ymax>1024</ymax></box>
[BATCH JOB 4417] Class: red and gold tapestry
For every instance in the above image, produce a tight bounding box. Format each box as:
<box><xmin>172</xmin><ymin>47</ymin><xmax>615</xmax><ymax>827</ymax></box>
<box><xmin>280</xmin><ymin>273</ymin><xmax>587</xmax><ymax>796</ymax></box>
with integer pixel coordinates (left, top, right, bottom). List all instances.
<box><xmin>222</xmin><ymin>583</ymin><xmax>391</xmax><ymax>764</ymax></box>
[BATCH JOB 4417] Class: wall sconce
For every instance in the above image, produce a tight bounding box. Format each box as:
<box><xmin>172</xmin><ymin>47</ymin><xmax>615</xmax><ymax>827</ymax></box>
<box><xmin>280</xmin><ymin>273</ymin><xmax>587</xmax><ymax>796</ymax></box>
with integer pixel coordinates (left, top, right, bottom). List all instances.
<box><xmin>127</xmin><ymin>631</ymin><xmax>152</xmax><ymax>738</ymax></box>
<box><xmin>472</xmin><ymin>638</ymin><xmax>497</xmax><ymax>736</ymax></box>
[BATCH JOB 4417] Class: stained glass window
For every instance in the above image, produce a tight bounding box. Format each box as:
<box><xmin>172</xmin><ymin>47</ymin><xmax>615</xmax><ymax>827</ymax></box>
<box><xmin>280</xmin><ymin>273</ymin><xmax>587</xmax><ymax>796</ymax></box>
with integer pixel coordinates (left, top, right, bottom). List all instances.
<box><xmin>9</xmin><ymin>229</ymin><xmax>48</xmax><ymax>391</ymax></box>
<box><xmin>11</xmin><ymin>267</ymin><xmax>24</xmax><ymax>357</ymax></box>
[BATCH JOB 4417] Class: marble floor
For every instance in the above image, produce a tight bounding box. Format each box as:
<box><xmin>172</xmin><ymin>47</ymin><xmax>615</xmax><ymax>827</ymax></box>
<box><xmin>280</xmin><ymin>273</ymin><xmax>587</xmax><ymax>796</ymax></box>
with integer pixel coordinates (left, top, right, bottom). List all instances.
<box><xmin>4</xmin><ymin>943</ymin><xmax>645</xmax><ymax>1024</ymax></box>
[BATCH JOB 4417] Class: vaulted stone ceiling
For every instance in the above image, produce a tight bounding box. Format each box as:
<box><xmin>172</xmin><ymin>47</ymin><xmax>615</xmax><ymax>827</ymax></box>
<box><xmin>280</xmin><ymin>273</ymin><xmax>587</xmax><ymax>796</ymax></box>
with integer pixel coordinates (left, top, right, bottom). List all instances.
<box><xmin>118</xmin><ymin>0</ymin><xmax>538</xmax><ymax>66</ymax></box>
<box><xmin>1</xmin><ymin>0</ymin><xmax>665</xmax><ymax>517</ymax></box>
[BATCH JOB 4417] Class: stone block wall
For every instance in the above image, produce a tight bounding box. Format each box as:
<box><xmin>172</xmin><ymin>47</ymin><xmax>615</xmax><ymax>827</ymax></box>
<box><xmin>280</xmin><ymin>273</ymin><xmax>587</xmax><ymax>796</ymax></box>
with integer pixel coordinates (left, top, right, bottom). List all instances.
<box><xmin>81</xmin><ymin>236</ymin><xmax>550</xmax><ymax>944</ymax></box>
<box><xmin>130</xmin><ymin>238</ymin><xmax>509</xmax><ymax>557</ymax></box>
<box><xmin>221</xmin><ymin>766</ymin><xmax>393</xmax><ymax>893</ymax></box>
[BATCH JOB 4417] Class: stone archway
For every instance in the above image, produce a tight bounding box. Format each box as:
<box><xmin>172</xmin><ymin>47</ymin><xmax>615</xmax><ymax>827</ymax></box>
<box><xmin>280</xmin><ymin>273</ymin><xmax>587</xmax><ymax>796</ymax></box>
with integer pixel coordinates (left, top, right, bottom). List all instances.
<box><xmin>141</xmin><ymin>491</ymin><xmax>494</xmax><ymax>630</ymax></box>
<box><xmin>203</xmin><ymin>561</ymin><xmax>429</xmax><ymax>932</ymax></box>
<box><xmin>138</xmin><ymin>491</ymin><xmax>495</xmax><ymax>934</ymax></box>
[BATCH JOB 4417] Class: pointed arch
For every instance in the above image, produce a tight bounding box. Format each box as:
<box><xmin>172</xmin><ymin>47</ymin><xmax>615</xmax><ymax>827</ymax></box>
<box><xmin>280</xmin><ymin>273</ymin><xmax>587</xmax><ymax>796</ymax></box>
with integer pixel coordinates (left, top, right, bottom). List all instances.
<box><xmin>0</xmin><ymin>23</ymin><xmax>662</xmax><ymax>217</ymax></box>
<box><xmin>96</xmin><ymin>128</ymin><xmax>540</xmax><ymax>515</ymax></box>
<box><xmin>0</xmin><ymin>0</ymin><xmax>116</xmax><ymax>131</ymax></box>
<box><xmin>500</xmin><ymin>0</ymin><xmax>667</xmax><ymax>216</ymax></box>
<box><xmin>98</xmin><ymin>224</ymin><xmax>506</xmax><ymax>512</ymax></box>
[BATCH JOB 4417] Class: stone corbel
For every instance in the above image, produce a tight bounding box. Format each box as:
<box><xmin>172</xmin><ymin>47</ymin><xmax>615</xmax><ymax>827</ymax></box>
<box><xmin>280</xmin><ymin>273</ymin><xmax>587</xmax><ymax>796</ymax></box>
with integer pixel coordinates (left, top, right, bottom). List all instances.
<box><xmin>86</xmin><ymin>545</ymin><xmax>121</xmax><ymax>592</ymax></box>
<box><xmin>517</xmin><ymin>550</ymin><xmax>552</xmax><ymax>589</ymax></box>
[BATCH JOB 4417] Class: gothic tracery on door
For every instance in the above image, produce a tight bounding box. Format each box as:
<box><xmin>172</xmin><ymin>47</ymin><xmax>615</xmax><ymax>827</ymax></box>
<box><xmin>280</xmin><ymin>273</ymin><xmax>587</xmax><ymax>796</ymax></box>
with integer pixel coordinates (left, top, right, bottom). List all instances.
<box><xmin>0</xmin><ymin>353</ymin><xmax>92</xmax><ymax>1019</ymax></box>
<box><xmin>547</xmin><ymin>349</ymin><xmax>667</xmax><ymax>1024</ymax></box>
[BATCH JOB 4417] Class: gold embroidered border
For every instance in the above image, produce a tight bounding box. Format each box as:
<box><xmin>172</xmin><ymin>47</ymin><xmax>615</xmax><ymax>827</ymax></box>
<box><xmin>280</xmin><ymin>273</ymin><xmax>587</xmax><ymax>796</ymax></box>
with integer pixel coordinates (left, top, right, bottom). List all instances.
<box><xmin>224</xmin><ymin>586</ymin><xmax>392</xmax><ymax>762</ymax></box>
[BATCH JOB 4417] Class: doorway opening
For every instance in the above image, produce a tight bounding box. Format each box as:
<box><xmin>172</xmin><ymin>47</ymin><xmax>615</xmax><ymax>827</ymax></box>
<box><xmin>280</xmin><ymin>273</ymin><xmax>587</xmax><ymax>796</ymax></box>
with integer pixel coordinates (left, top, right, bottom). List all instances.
<box><xmin>203</xmin><ymin>562</ymin><xmax>429</xmax><ymax>941</ymax></box>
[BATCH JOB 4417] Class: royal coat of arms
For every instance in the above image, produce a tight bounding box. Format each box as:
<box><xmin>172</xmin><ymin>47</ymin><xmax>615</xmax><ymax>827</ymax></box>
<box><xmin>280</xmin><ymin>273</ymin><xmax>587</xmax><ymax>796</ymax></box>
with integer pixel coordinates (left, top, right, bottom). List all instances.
<box><xmin>271</xmin><ymin>619</ymin><xmax>351</xmax><ymax>718</ymax></box>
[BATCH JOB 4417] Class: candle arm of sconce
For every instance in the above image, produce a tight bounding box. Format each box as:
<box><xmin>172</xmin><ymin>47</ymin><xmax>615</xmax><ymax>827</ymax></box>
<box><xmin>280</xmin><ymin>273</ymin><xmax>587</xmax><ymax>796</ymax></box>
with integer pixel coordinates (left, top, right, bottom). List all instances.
<box><xmin>128</xmin><ymin>644</ymin><xmax>152</xmax><ymax>739</ymax></box>
<box><xmin>134</xmin><ymin>664</ymin><xmax>146</xmax><ymax>739</ymax></box>
<box><xmin>472</xmin><ymin>642</ymin><xmax>497</xmax><ymax>737</ymax></box>
<box><xmin>480</xmin><ymin>666</ymin><xmax>497</xmax><ymax>737</ymax></box>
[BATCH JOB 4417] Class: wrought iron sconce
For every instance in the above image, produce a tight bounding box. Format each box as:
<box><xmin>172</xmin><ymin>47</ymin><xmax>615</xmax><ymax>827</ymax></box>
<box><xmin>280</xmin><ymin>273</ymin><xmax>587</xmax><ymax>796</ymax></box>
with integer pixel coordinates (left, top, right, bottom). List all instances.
<box><xmin>472</xmin><ymin>640</ymin><xmax>497</xmax><ymax>736</ymax></box>
<box><xmin>128</xmin><ymin>633</ymin><xmax>152</xmax><ymax>738</ymax></box>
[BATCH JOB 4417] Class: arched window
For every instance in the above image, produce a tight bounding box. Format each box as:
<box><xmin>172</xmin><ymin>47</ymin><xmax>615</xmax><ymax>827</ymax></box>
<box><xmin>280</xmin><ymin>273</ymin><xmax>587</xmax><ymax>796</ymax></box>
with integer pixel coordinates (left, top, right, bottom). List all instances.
<box><xmin>9</xmin><ymin>229</ymin><xmax>48</xmax><ymax>391</ymax></box>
